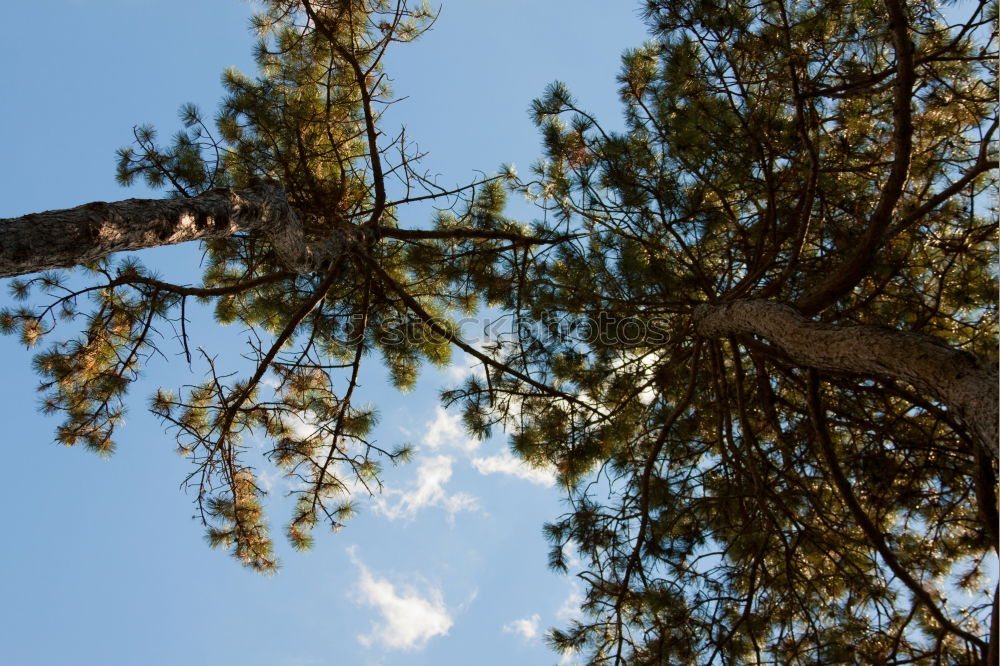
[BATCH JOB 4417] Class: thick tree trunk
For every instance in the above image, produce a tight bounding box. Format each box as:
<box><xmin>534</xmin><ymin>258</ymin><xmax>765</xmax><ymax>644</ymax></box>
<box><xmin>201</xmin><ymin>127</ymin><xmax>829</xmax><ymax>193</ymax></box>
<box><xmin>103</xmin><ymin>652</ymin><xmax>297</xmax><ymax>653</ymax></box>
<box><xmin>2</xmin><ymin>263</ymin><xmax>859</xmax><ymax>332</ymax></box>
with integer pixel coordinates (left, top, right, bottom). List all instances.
<box><xmin>0</xmin><ymin>184</ymin><xmax>312</xmax><ymax>278</ymax></box>
<box><xmin>694</xmin><ymin>299</ymin><xmax>999</xmax><ymax>458</ymax></box>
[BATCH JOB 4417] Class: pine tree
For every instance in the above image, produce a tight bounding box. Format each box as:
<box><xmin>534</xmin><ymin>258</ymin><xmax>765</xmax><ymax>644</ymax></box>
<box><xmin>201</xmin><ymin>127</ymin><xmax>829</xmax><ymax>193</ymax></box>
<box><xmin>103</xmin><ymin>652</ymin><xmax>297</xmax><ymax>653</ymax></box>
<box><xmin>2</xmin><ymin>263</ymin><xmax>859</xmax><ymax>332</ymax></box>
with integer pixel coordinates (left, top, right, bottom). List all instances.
<box><xmin>1</xmin><ymin>0</ymin><xmax>996</xmax><ymax>662</ymax></box>
<box><xmin>433</xmin><ymin>0</ymin><xmax>998</xmax><ymax>662</ymax></box>
<box><xmin>0</xmin><ymin>0</ymin><xmax>557</xmax><ymax>570</ymax></box>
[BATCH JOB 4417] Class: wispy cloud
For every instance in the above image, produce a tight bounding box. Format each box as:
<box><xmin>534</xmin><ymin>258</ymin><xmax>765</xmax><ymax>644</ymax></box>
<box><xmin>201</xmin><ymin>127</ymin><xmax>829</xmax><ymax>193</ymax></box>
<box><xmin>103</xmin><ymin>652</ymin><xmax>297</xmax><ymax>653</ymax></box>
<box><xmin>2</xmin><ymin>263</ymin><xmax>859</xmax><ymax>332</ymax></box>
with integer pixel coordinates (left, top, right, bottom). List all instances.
<box><xmin>422</xmin><ymin>406</ymin><xmax>479</xmax><ymax>452</ymax></box>
<box><xmin>555</xmin><ymin>586</ymin><xmax>585</xmax><ymax>666</ymax></box>
<box><xmin>348</xmin><ymin>547</ymin><xmax>453</xmax><ymax>651</ymax></box>
<box><xmin>558</xmin><ymin>649</ymin><xmax>581</xmax><ymax>666</ymax></box>
<box><xmin>563</xmin><ymin>540</ymin><xmax>583</xmax><ymax>570</ymax></box>
<box><xmin>503</xmin><ymin>613</ymin><xmax>541</xmax><ymax>641</ymax></box>
<box><xmin>553</xmin><ymin>586</ymin><xmax>585</xmax><ymax>666</ymax></box>
<box><xmin>556</xmin><ymin>583</ymin><xmax>585</xmax><ymax>623</ymax></box>
<box><xmin>256</xmin><ymin>467</ymin><xmax>280</xmax><ymax>494</ymax></box>
<box><xmin>375</xmin><ymin>455</ymin><xmax>479</xmax><ymax>521</ymax></box>
<box><xmin>286</xmin><ymin>409</ymin><xmax>321</xmax><ymax>441</ymax></box>
<box><xmin>470</xmin><ymin>450</ymin><xmax>557</xmax><ymax>487</ymax></box>
<box><xmin>442</xmin><ymin>351</ymin><xmax>485</xmax><ymax>384</ymax></box>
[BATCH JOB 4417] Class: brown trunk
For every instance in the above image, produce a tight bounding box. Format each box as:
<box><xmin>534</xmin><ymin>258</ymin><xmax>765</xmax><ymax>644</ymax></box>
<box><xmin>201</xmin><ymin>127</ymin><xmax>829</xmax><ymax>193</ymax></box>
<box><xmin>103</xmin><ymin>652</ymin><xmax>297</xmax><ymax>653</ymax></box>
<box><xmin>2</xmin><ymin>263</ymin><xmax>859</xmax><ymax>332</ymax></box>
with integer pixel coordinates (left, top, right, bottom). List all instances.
<box><xmin>695</xmin><ymin>299</ymin><xmax>998</xmax><ymax>458</ymax></box>
<box><xmin>0</xmin><ymin>184</ymin><xmax>312</xmax><ymax>278</ymax></box>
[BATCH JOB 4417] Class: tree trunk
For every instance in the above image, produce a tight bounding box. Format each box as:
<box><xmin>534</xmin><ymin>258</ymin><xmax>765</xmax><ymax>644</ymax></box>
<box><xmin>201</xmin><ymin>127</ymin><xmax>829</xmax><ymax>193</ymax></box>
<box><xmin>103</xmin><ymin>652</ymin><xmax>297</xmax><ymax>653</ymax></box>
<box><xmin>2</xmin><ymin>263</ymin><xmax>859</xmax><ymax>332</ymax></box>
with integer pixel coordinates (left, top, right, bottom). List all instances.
<box><xmin>694</xmin><ymin>299</ymin><xmax>998</xmax><ymax>458</ymax></box>
<box><xmin>0</xmin><ymin>184</ymin><xmax>312</xmax><ymax>278</ymax></box>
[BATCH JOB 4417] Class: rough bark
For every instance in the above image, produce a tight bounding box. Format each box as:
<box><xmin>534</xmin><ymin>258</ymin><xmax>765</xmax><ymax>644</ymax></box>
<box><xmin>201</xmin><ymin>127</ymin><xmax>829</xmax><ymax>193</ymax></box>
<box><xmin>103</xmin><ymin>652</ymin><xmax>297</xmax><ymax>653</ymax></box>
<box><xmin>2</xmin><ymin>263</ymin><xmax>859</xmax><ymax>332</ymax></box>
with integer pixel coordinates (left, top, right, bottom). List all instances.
<box><xmin>694</xmin><ymin>299</ymin><xmax>999</xmax><ymax>458</ymax></box>
<box><xmin>0</xmin><ymin>184</ymin><xmax>314</xmax><ymax>278</ymax></box>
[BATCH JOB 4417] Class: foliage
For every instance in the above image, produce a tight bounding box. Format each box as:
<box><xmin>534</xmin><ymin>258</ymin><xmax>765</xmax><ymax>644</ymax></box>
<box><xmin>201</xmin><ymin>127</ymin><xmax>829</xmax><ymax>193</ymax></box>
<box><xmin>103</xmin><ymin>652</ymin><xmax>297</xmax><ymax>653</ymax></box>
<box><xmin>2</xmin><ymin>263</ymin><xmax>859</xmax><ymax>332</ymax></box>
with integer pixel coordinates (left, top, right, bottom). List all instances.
<box><xmin>435</xmin><ymin>0</ymin><xmax>998</xmax><ymax>662</ymax></box>
<box><xmin>1</xmin><ymin>0</ymin><xmax>519</xmax><ymax>571</ymax></box>
<box><xmin>1</xmin><ymin>0</ymin><xmax>996</xmax><ymax>662</ymax></box>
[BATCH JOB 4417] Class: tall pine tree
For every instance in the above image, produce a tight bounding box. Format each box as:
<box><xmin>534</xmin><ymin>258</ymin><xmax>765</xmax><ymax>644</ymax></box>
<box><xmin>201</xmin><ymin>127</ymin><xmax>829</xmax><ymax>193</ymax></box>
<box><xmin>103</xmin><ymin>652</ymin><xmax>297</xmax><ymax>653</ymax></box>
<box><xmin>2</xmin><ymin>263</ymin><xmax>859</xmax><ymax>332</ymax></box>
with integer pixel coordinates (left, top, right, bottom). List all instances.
<box><xmin>1</xmin><ymin>0</ymin><xmax>560</xmax><ymax>570</ymax></box>
<box><xmin>0</xmin><ymin>0</ymin><xmax>996</xmax><ymax>662</ymax></box>
<box><xmin>435</xmin><ymin>0</ymin><xmax>998</xmax><ymax>662</ymax></box>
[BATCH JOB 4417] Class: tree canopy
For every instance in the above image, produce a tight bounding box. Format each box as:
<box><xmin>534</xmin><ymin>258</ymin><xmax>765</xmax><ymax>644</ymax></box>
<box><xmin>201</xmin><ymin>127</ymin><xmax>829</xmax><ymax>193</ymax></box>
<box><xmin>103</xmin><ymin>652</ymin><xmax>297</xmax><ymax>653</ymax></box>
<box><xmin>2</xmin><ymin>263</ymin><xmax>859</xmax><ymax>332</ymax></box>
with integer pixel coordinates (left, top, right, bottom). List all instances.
<box><xmin>1</xmin><ymin>0</ymin><xmax>996</xmax><ymax>663</ymax></box>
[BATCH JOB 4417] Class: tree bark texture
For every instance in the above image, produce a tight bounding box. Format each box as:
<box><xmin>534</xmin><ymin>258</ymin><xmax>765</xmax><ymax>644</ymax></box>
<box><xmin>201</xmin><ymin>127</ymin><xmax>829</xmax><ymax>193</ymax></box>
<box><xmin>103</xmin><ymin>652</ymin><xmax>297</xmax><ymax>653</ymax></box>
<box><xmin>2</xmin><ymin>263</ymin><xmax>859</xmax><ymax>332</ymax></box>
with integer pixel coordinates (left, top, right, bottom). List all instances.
<box><xmin>0</xmin><ymin>184</ymin><xmax>311</xmax><ymax>278</ymax></box>
<box><xmin>694</xmin><ymin>299</ymin><xmax>998</xmax><ymax>458</ymax></box>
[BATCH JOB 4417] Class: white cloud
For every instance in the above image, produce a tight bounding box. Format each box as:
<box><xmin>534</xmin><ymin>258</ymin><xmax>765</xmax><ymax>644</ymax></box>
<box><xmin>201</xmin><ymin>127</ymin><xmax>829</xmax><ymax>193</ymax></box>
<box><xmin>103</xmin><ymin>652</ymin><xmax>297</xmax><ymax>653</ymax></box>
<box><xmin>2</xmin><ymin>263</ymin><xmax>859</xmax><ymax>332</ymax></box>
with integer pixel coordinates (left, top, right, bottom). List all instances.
<box><xmin>256</xmin><ymin>468</ymin><xmax>279</xmax><ymax>494</ymax></box>
<box><xmin>556</xmin><ymin>583</ymin><xmax>585</xmax><ymax>623</ymax></box>
<box><xmin>555</xmin><ymin>586</ymin><xmax>585</xmax><ymax>666</ymax></box>
<box><xmin>503</xmin><ymin>613</ymin><xmax>541</xmax><ymax>641</ymax></box>
<box><xmin>563</xmin><ymin>540</ymin><xmax>583</xmax><ymax>570</ymax></box>
<box><xmin>470</xmin><ymin>450</ymin><xmax>557</xmax><ymax>487</ymax></box>
<box><xmin>422</xmin><ymin>406</ymin><xmax>479</xmax><ymax>452</ymax></box>
<box><xmin>348</xmin><ymin>547</ymin><xmax>453</xmax><ymax>651</ymax></box>
<box><xmin>375</xmin><ymin>455</ymin><xmax>479</xmax><ymax>521</ymax></box>
<box><xmin>287</xmin><ymin>409</ymin><xmax>321</xmax><ymax>441</ymax></box>
<box><xmin>439</xmin><ymin>337</ymin><xmax>489</xmax><ymax>384</ymax></box>
<box><xmin>442</xmin><ymin>352</ymin><xmax>483</xmax><ymax>383</ymax></box>
<box><xmin>558</xmin><ymin>649</ymin><xmax>581</xmax><ymax>666</ymax></box>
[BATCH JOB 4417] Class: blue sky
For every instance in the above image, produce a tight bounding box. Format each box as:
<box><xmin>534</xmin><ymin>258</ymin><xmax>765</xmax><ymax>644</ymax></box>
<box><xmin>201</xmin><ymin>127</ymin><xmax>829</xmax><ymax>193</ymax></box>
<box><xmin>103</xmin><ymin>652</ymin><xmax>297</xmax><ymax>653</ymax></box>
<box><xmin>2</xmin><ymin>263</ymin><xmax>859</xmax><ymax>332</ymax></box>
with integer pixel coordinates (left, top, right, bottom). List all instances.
<box><xmin>0</xmin><ymin>2</ymin><xmax>647</xmax><ymax>664</ymax></box>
